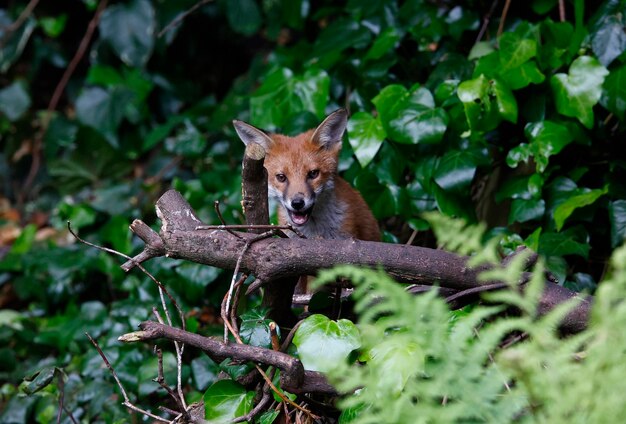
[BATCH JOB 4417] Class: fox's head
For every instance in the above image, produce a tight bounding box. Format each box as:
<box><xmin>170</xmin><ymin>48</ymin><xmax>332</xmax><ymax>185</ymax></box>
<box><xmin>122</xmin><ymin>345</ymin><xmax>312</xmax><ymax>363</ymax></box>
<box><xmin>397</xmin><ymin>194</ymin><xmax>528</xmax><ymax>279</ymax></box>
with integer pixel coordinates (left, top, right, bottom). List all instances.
<box><xmin>233</xmin><ymin>109</ymin><xmax>348</xmax><ymax>228</ymax></box>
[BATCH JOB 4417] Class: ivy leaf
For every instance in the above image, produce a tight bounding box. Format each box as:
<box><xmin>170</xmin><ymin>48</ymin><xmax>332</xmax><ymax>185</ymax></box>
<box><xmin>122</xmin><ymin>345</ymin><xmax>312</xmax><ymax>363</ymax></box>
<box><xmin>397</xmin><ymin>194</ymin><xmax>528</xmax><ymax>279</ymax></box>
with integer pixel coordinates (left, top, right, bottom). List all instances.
<box><xmin>373</xmin><ymin>84</ymin><xmax>448</xmax><ymax>144</ymax></box>
<box><xmin>292</xmin><ymin>314</ymin><xmax>361</xmax><ymax>373</ymax></box>
<box><xmin>75</xmin><ymin>86</ymin><xmax>134</xmax><ymax>147</ymax></box>
<box><xmin>368</xmin><ymin>336</ymin><xmax>424</xmax><ymax>396</ymax></box>
<box><xmin>554</xmin><ymin>186</ymin><xmax>607</xmax><ymax>231</ymax></box>
<box><xmin>525</xmin><ymin>120</ymin><xmax>573</xmax><ymax>172</ymax></box>
<box><xmin>226</xmin><ymin>0</ymin><xmax>262</xmax><ymax>36</ymax></box>
<box><xmin>0</xmin><ymin>81</ymin><xmax>31</xmax><ymax>121</ymax></box>
<box><xmin>588</xmin><ymin>1</ymin><xmax>626</xmax><ymax>66</ymax></box>
<box><xmin>99</xmin><ymin>0</ymin><xmax>155</xmax><ymax>67</ymax></box>
<box><xmin>601</xmin><ymin>64</ymin><xmax>626</xmax><ymax>121</ymax></box>
<box><xmin>0</xmin><ymin>11</ymin><xmax>36</xmax><ymax>72</ymax></box>
<box><xmin>347</xmin><ymin>112</ymin><xmax>386</xmax><ymax>168</ymax></box>
<box><xmin>203</xmin><ymin>380</ymin><xmax>254</xmax><ymax>422</ymax></box>
<box><xmin>457</xmin><ymin>75</ymin><xmax>517</xmax><ymax>132</ymax></box>
<box><xmin>509</xmin><ymin>198</ymin><xmax>546</xmax><ymax>224</ymax></box>
<box><xmin>432</xmin><ymin>181</ymin><xmax>476</xmax><ymax>221</ymax></box>
<box><xmin>500</xmin><ymin>60</ymin><xmax>545</xmax><ymax>90</ymax></box>
<box><xmin>239</xmin><ymin>309</ymin><xmax>274</xmax><ymax>349</ymax></box>
<box><xmin>499</xmin><ymin>31</ymin><xmax>538</xmax><ymax>70</ymax></box>
<box><xmin>364</xmin><ymin>27</ymin><xmax>402</xmax><ymax>60</ymax></box>
<box><xmin>609</xmin><ymin>200</ymin><xmax>626</xmax><ymax>248</ymax></box>
<box><xmin>433</xmin><ymin>150</ymin><xmax>484</xmax><ymax>192</ymax></box>
<box><xmin>551</xmin><ymin>56</ymin><xmax>609</xmax><ymax>129</ymax></box>
<box><xmin>539</xmin><ymin>228</ymin><xmax>590</xmax><ymax>258</ymax></box>
<box><xmin>250</xmin><ymin>68</ymin><xmax>330</xmax><ymax>129</ymax></box>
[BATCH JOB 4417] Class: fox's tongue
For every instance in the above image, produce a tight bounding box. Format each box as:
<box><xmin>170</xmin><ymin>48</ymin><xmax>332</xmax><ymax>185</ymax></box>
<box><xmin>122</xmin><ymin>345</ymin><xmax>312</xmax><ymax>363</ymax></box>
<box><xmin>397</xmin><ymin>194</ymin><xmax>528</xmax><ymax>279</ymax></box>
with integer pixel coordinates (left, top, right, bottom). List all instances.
<box><xmin>290</xmin><ymin>211</ymin><xmax>309</xmax><ymax>226</ymax></box>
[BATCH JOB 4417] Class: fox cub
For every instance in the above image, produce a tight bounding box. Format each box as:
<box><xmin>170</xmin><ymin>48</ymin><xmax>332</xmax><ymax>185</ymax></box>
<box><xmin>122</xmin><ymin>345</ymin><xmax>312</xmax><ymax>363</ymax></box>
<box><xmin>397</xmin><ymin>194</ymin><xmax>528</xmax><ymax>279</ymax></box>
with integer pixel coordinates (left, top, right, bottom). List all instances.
<box><xmin>233</xmin><ymin>109</ymin><xmax>380</xmax><ymax>241</ymax></box>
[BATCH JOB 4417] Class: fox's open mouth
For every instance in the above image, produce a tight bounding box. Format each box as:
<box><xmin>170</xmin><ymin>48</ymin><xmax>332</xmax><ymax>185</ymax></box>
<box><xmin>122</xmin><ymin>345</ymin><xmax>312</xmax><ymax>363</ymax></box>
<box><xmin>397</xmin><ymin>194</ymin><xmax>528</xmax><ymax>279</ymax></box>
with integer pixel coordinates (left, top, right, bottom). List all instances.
<box><xmin>288</xmin><ymin>208</ymin><xmax>312</xmax><ymax>226</ymax></box>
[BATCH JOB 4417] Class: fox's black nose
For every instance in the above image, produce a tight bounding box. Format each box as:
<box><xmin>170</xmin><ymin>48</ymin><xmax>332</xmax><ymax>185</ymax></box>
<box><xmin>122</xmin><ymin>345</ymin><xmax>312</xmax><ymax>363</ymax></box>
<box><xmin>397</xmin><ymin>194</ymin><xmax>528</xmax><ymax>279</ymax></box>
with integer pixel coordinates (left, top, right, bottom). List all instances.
<box><xmin>291</xmin><ymin>197</ymin><xmax>305</xmax><ymax>210</ymax></box>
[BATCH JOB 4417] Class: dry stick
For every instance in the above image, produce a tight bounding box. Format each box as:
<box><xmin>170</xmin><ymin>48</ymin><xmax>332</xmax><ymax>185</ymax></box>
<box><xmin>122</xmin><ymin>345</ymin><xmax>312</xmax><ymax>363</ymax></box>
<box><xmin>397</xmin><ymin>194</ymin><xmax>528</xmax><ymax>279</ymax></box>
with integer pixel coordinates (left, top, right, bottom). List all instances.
<box><xmin>496</xmin><ymin>0</ymin><xmax>512</xmax><ymax>40</ymax></box>
<box><xmin>21</xmin><ymin>0</ymin><xmax>108</xmax><ymax>206</ymax></box>
<box><xmin>153</xmin><ymin>307</ymin><xmax>187</xmax><ymax>412</ymax></box>
<box><xmin>475</xmin><ymin>0</ymin><xmax>500</xmax><ymax>43</ymax></box>
<box><xmin>221</xmin><ymin>275</ymin><xmax>247</xmax><ymax>338</ymax></box>
<box><xmin>85</xmin><ymin>333</ymin><xmax>170</xmax><ymax>423</ymax></box>
<box><xmin>558</xmin><ymin>0</ymin><xmax>566</xmax><ymax>22</ymax></box>
<box><xmin>230</xmin><ymin>275</ymin><xmax>248</xmax><ymax>333</ymax></box>
<box><xmin>56</xmin><ymin>370</ymin><xmax>79</xmax><ymax>424</ymax></box>
<box><xmin>68</xmin><ymin>222</ymin><xmax>188</xmax><ymax>411</ymax></box>
<box><xmin>220</xmin><ymin>296</ymin><xmax>318</xmax><ymax>420</ymax></box>
<box><xmin>223</xmin><ymin>230</ymin><xmax>276</xmax><ymax>341</ymax></box>
<box><xmin>154</xmin><ymin>347</ymin><xmax>186</xmax><ymax>413</ymax></box>
<box><xmin>214</xmin><ymin>200</ymin><xmax>243</xmax><ymax>239</ymax></box>
<box><xmin>157</xmin><ymin>0</ymin><xmax>213</xmax><ymax>37</ymax></box>
<box><xmin>2</xmin><ymin>0</ymin><xmax>40</xmax><ymax>34</ymax></box>
<box><xmin>269</xmin><ymin>322</ymin><xmax>280</xmax><ymax>351</ymax></box>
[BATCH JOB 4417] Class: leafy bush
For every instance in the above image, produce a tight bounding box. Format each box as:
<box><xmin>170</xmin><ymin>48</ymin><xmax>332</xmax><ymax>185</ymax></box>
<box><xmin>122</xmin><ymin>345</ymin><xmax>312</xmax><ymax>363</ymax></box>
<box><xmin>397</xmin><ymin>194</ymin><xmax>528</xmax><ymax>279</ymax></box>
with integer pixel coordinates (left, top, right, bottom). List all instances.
<box><xmin>313</xmin><ymin>215</ymin><xmax>626</xmax><ymax>423</ymax></box>
<box><xmin>1</xmin><ymin>0</ymin><xmax>626</xmax><ymax>422</ymax></box>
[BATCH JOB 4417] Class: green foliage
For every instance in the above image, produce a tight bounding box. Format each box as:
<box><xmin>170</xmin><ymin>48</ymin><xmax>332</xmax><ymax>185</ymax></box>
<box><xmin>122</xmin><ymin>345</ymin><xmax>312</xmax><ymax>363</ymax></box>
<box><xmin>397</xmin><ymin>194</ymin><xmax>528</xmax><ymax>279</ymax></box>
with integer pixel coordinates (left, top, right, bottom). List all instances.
<box><xmin>2</xmin><ymin>0</ymin><xmax>626</xmax><ymax>421</ymax></box>
<box><xmin>314</xmin><ymin>215</ymin><xmax>626</xmax><ymax>423</ymax></box>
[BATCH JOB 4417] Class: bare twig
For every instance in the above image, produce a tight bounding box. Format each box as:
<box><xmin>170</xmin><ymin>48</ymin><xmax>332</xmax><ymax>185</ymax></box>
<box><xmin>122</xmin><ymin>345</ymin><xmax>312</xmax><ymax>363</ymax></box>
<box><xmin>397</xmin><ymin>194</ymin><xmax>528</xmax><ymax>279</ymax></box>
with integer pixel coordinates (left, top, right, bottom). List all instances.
<box><xmin>475</xmin><ymin>0</ymin><xmax>500</xmax><ymax>43</ymax></box>
<box><xmin>224</xmin><ymin>230</ymin><xmax>275</xmax><ymax>341</ymax></box>
<box><xmin>269</xmin><ymin>322</ymin><xmax>280</xmax><ymax>351</ymax></box>
<box><xmin>1</xmin><ymin>0</ymin><xmax>40</xmax><ymax>34</ymax></box>
<box><xmin>20</xmin><ymin>0</ymin><xmax>108</xmax><ymax>206</ymax></box>
<box><xmin>85</xmin><ymin>333</ymin><xmax>170</xmax><ymax>423</ymax></box>
<box><xmin>496</xmin><ymin>0</ymin><xmax>511</xmax><ymax>40</ymax></box>
<box><xmin>558</xmin><ymin>0</ymin><xmax>566</xmax><ymax>21</ymax></box>
<box><xmin>158</xmin><ymin>0</ymin><xmax>213</xmax><ymax>38</ymax></box>
<box><xmin>214</xmin><ymin>200</ymin><xmax>243</xmax><ymax>239</ymax></box>
<box><xmin>57</xmin><ymin>370</ymin><xmax>79</xmax><ymax>424</ymax></box>
<box><xmin>69</xmin><ymin>221</ymin><xmax>188</xmax><ymax>410</ymax></box>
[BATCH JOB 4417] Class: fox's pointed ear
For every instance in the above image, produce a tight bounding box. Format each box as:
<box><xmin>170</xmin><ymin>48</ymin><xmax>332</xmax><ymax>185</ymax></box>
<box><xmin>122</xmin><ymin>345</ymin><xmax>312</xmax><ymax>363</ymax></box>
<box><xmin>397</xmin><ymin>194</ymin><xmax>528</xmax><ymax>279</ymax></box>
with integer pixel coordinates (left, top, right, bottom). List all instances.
<box><xmin>232</xmin><ymin>120</ymin><xmax>273</xmax><ymax>151</ymax></box>
<box><xmin>312</xmin><ymin>109</ymin><xmax>348</xmax><ymax>150</ymax></box>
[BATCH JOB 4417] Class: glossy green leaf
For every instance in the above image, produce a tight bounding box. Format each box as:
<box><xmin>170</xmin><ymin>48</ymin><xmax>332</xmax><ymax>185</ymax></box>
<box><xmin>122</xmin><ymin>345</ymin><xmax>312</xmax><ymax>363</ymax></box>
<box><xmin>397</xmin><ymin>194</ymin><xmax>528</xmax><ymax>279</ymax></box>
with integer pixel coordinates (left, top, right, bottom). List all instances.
<box><xmin>0</xmin><ymin>81</ymin><xmax>31</xmax><ymax>121</ymax></box>
<box><xmin>457</xmin><ymin>75</ymin><xmax>517</xmax><ymax>132</ymax></box>
<box><xmin>75</xmin><ymin>86</ymin><xmax>134</xmax><ymax>146</ymax></box>
<box><xmin>239</xmin><ymin>309</ymin><xmax>274</xmax><ymax>349</ymax></box>
<box><xmin>499</xmin><ymin>32</ymin><xmax>538</xmax><ymax>70</ymax></box>
<box><xmin>292</xmin><ymin>314</ymin><xmax>361</xmax><ymax>373</ymax></box>
<box><xmin>250</xmin><ymin>67</ymin><xmax>330</xmax><ymax>129</ymax></box>
<box><xmin>554</xmin><ymin>186</ymin><xmax>608</xmax><ymax>231</ymax></box>
<box><xmin>365</xmin><ymin>27</ymin><xmax>402</xmax><ymax>60</ymax></box>
<box><xmin>501</xmin><ymin>60</ymin><xmax>545</xmax><ymax>90</ymax></box>
<box><xmin>601</xmin><ymin>64</ymin><xmax>626</xmax><ymax>121</ymax></box>
<box><xmin>551</xmin><ymin>56</ymin><xmax>609</xmax><ymax>129</ymax></box>
<box><xmin>432</xmin><ymin>181</ymin><xmax>476</xmax><ymax>220</ymax></box>
<box><xmin>373</xmin><ymin>84</ymin><xmax>448</xmax><ymax>144</ymax></box>
<box><xmin>0</xmin><ymin>11</ymin><xmax>36</xmax><ymax>72</ymax></box>
<box><xmin>258</xmin><ymin>410</ymin><xmax>280</xmax><ymax>424</ymax></box>
<box><xmin>369</xmin><ymin>336</ymin><xmax>424</xmax><ymax>396</ymax></box>
<box><xmin>609</xmin><ymin>200</ymin><xmax>626</xmax><ymax>248</ymax></box>
<box><xmin>99</xmin><ymin>0</ymin><xmax>155</xmax><ymax>67</ymax></box>
<box><xmin>539</xmin><ymin>228</ymin><xmax>590</xmax><ymax>258</ymax></box>
<box><xmin>204</xmin><ymin>380</ymin><xmax>254</xmax><ymax>422</ymax></box>
<box><xmin>191</xmin><ymin>356</ymin><xmax>218</xmax><ymax>391</ymax></box>
<box><xmin>347</xmin><ymin>112</ymin><xmax>386</xmax><ymax>167</ymax></box>
<box><xmin>525</xmin><ymin>120</ymin><xmax>573</xmax><ymax>172</ymax></box>
<box><xmin>509</xmin><ymin>198</ymin><xmax>546</xmax><ymax>224</ymax></box>
<box><xmin>588</xmin><ymin>0</ymin><xmax>626</xmax><ymax>66</ymax></box>
<box><xmin>40</xmin><ymin>14</ymin><xmax>68</xmax><ymax>38</ymax></box>
<box><xmin>354</xmin><ymin>171</ymin><xmax>398</xmax><ymax>218</ymax></box>
<box><xmin>227</xmin><ymin>0</ymin><xmax>262</xmax><ymax>36</ymax></box>
<box><xmin>433</xmin><ymin>150</ymin><xmax>483</xmax><ymax>191</ymax></box>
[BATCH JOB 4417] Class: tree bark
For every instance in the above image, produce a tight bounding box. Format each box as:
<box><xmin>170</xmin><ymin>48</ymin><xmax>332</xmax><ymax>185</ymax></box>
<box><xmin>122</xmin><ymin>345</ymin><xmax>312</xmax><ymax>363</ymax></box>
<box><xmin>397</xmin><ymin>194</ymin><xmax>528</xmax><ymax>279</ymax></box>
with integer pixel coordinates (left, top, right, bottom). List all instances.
<box><xmin>123</xmin><ymin>189</ymin><xmax>592</xmax><ymax>335</ymax></box>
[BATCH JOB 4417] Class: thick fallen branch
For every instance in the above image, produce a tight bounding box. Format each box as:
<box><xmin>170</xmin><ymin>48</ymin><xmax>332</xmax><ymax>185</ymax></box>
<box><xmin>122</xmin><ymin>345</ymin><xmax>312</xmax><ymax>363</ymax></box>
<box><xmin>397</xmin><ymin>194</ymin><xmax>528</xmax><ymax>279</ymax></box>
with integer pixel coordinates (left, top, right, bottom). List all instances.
<box><xmin>122</xmin><ymin>189</ymin><xmax>592</xmax><ymax>334</ymax></box>
<box><xmin>120</xmin><ymin>321</ymin><xmax>337</xmax><ymax>395</ymax></box>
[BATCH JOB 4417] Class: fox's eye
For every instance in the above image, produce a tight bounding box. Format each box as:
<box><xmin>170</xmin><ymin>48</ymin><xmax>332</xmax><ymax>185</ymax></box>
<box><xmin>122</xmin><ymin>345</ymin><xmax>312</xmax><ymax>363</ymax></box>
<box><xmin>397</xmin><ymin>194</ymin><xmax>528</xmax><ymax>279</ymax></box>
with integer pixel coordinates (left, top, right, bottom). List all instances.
<box><xmin>276</xmin><ymin>173</ymin><xmax>287</xmax><ymax>183</ymax></box>
<box><xmin>307</xmin><ymin>170</ymin><xmax>320</xmax><ymax>179</ymax></box>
